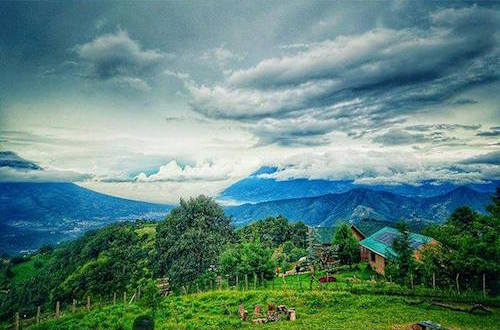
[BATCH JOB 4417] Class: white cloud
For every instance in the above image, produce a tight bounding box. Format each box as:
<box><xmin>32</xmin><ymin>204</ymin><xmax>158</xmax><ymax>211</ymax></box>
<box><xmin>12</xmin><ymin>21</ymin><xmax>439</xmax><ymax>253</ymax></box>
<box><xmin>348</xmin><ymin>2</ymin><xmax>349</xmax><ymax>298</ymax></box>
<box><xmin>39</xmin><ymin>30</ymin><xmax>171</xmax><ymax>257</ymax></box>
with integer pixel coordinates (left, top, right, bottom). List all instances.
<box><xmin>186</xmin><ymin>79</ymin><xmax>337</xmax><ymax>119</ymax></box>
<box><xmin>257</xmin><ymin>148</ymin><xmax>499</xmax><ymax>186</ymax></box>
<box><xmin>134</xmin><ymin>160</ymin><xmax>231</xmax><ymax>182</ymax></box>
<box><xmin>111</xmin><ymin>76</ymin><xmax>151</xmax><ymax>92</ymax></box>
<box><xmin>201</xmin><ymin>45</ymin><xmax>245</xmax><ymax>67</ymax></box>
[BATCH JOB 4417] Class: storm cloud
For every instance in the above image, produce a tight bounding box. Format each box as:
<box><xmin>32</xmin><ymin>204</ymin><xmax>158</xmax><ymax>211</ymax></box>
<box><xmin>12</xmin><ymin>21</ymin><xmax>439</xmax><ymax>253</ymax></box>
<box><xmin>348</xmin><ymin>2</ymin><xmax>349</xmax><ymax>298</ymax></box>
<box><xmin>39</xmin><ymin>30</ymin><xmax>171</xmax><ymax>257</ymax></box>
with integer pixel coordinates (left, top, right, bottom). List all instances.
<box><xmin>187</xmin><ymin>6</ymin><xmax>499</xmax><ymax>144</ymax></box>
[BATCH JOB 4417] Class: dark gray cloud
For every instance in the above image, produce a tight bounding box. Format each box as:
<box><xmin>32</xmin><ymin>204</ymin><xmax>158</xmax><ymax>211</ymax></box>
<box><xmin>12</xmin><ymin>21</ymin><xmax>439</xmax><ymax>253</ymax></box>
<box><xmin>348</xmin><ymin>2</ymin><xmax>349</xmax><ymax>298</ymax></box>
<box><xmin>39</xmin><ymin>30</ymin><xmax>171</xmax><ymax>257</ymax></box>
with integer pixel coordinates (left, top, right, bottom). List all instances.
<box><xmin>0</xmin><ymin>151</ymin><xmax>92</xmax><ymax>182</ymax></box>
<box><xmin>74</xmin><ymin>29</ymin><xmax>173</xmax><ymax>90</ymax></box>
<box><xmin>0</xmin><ymin>151</ymin><xmax>41</xmax><ymax>170</ymax></box>
<box><xmin>406</xmin><ymin>124</ymin><xmax>481</xmax><ymax>132</ymax></box>
<box><xmin>477</xmin><ymin>127</ymin><xmax>500</xmax><ymax>137</ymax></box>
<box><xmin>461</xmin><ymin>151</ymin><xmax>500</xmax><ymax>165</ymax></box>
<box><xmin>187</xmin><ymin>5</ymin><xmax>499</xmax><ymax>145</ymax></box>
<box><xmin>450</xmin><ymin>99</ymin><xmax>478</xmax><ymax>106</ymax></box>
<box><xmin>372</xmin><ymin>130</ymin><xmax>430</xmax><ymax>146</ymax></box>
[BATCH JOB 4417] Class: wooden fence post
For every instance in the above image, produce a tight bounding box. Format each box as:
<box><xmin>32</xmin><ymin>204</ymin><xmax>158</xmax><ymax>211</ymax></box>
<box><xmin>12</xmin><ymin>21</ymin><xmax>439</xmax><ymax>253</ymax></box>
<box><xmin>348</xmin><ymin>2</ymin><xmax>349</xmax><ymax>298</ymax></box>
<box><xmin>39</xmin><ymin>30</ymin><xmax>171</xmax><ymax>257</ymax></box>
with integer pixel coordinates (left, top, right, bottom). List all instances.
<box><xmin>15</xmin><ymin>312</ymin><xmax>19</xmax><ymax>330</ymax></box>
<box><xmin>113</xmin><ymin>292</ymin><xmax>116</xmax><ymax>305</ymax></box>
<box><xmin>483</xmin><ymin>273</ymin><xmax>486</xmax><ymax>298</ymax></box>
<box><xmin>410</xmin><ymin>274</ymin><xmax>414</xmax><ymax>290</ymax></box>
<box><xmin>123</xmin><ymin>292</ymin><xmax>127</xmax><ymax>304</ymax></box>
<box><xmin>37</xmin><ymin>306</ymin><xmax>41</xmax><ymax>323</ymax></box>
<box><xmin>261</xmin><ymin>273</ymin><xmax>264</xmax><ymax>288</ymax></box>
<box><xmin>72</xmin><ymin>299</ymin><xmax>76</xmax><ymax>313</ymax></box>
<box><xmin>87</xmin><ymin>296</ymin><xmax>91</xmax><ymax>311</ymax></box>
<box><xmin>456</xmin><ymin>273</ymin><xmax>460</xmax><ymax>295</ymax></box>
<box><xmin>129</xmin><ymin>292</ymin><xmax>136</xmax><ymax>304</ymax></box>
<box><xmin>56</xmin><ymin>301</ymin><xmax>60</xmax><ymax>318</ymax></box>
<box><xmin>432</xmin><ymin>273</ymin><xmax>436</xmax><ymax>289</ymax></box>
<box><xmin>137</xmin><ymin>286</ymin><xmax>141</xmax><ymax>300</ymax></box>
<box><xmin>245</xmin><ymin>274</ymin><xmax>248</xmax><ymax>291</ymax></box>
<box><xmin>236</xmin><ymin>275</ymin><xmax>239</xmax><ymax>290</ymax></box>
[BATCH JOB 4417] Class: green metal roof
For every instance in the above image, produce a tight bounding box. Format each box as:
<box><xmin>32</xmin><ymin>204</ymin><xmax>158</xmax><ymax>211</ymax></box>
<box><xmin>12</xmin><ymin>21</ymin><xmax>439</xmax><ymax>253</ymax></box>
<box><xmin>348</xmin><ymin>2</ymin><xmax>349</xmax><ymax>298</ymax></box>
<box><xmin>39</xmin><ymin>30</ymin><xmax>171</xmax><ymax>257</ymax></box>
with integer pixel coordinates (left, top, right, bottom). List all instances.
<box><xmin>359</xmin><ymin>226</ymin><xmax>433</xmax><ymax>259</ymax></box>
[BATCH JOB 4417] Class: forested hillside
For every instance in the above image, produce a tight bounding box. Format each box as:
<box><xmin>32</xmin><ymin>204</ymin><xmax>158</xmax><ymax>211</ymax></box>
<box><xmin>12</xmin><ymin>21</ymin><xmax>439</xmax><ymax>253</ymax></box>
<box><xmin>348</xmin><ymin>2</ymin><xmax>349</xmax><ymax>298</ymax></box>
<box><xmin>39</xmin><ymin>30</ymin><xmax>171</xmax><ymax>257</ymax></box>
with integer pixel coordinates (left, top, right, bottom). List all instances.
<box><xmin>226</xmin><ymin>187</ymin><xmax>491</xmax><ymax>226</ymax></box>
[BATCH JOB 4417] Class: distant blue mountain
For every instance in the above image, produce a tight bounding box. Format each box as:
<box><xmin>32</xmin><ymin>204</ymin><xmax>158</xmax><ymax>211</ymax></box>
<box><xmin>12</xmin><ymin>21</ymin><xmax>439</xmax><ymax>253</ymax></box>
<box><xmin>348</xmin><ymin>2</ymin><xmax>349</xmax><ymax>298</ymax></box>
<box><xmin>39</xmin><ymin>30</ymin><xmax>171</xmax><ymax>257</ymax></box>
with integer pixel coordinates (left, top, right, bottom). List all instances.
<box><xmin>225</xmin><ymin>186</ymin><xmax>493</xmax><ymax>227</ymax></box>
<box><xmin>219</xmin><ymin>167</ymin><xmax>499</xmax><ymax>203</ymax></box>
<box><xmin>0</xmin><ymin>182</ymin><xmax>172</xmax><ymax>254</ymax></box>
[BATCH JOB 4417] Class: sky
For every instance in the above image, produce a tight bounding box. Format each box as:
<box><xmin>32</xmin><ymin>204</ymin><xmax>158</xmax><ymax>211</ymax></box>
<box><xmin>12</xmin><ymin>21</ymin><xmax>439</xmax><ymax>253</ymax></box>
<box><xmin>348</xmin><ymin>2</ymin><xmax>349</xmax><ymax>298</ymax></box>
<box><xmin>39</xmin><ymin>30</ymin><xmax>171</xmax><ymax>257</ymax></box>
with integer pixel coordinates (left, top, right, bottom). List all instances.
<box><xmin>0</xmin><ymin>1</ymin><xmax>499</xmax><ymax>204</ymax></box>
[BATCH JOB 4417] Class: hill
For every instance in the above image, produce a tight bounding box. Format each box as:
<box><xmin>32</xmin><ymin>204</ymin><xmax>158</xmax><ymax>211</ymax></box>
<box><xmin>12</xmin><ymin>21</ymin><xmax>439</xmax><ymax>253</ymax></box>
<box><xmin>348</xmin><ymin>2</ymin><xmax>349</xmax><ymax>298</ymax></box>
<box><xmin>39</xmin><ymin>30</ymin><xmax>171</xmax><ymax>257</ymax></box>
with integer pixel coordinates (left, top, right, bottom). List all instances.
<box><xmin>0</xmin><ymin>182</ymin><xmax>172</xmax><ymax>254</ymax></box>
<box><xmin>225</xmin><ymin>187</ymin><xmax>492</xmax><ymax>227</ymax></box>
<box><xmin>219</xmin><ymin>167</ymin><xmax>499</xmax><ymax>203</ymax></box>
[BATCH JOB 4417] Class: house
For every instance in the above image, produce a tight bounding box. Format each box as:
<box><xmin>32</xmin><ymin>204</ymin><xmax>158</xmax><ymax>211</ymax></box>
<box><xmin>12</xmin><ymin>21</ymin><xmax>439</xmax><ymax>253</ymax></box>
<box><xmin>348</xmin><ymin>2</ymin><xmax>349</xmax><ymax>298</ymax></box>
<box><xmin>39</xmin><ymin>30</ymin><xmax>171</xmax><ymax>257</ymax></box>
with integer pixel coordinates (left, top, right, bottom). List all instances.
<box><xmin>350</xmin><ymin>224</ymin><xmax>366</xmax><ymax>242</ymax></box>
<box><xmin>359</xmin><ymin>226</ymin><xmax>436</xmax><ymax>275</ymax></box>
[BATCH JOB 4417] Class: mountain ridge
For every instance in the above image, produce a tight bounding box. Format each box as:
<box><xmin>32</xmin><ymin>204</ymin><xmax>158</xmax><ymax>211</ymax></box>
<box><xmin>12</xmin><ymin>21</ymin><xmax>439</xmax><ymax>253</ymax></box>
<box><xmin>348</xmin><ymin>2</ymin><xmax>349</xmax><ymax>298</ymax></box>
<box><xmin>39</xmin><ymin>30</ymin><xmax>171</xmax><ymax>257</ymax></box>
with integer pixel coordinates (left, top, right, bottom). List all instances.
<box><xmin>0</xmin><ymin>182</ymin><xmax>172</xmax><ymax>254</ymax></box>
<box><xmin>225</xmin><ymin>186</ymin><xmax>492</xmax><ymax>227</ymax></box>
<box><xmin>219</xmin><ymin>167</ymin><xmax>499</xmax><ymax>203</ymax></box>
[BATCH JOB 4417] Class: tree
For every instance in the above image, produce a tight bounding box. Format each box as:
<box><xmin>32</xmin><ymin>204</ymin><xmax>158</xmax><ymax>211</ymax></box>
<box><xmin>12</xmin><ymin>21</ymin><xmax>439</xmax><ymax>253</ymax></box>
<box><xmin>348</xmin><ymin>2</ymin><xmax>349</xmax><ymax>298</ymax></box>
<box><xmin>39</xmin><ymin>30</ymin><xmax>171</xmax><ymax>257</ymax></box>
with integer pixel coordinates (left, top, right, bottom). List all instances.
<box><xmin>155</xmin><ymin>195</ymin><xmax>232</xmax><ymax>288</ymax></box>
<box><xmin>141</xmin><ymin>279</ymin><xmax>160</xmax><ymax>319</ymax></box>
<box><xmin>424</xmin><ymin>193</ymin><xmax>500</xmax><ymax>294</ymax></box>
<box><xmin>219</xmin><ymin>241</ymin><xmax>275</xmax><ymax>280</ymax></box>
<box><xmin>332</xmin><ymin>223</ymin><xmax>360</xmax><ymax>266</ymax></box>
<box><xmin>291</xmin><ymin>222</ymin><xmax>308</xmax><ymax>249</ymax></box>
<box><xmin>387</xmin><ymin>222</ymin><xmax>416</xmax><ymax>285</ymax></box>
<box><xmin>307</xmin><ymin>228</ymin><xmax>321</xmax><ymax>290</ymax></box>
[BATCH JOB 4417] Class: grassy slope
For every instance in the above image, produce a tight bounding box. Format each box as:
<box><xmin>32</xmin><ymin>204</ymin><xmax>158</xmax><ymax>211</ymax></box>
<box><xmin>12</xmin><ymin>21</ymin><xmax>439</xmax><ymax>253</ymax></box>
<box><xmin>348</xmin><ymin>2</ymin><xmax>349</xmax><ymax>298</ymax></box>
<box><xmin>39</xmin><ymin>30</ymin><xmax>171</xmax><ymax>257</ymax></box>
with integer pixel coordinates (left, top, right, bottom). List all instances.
<box><xmin>25</xmin><ymin>289</ymin><xmax>499</xmax><ymax>330</ymax></box>
<box><xmin>14</xmin><ymin>264</ymin><xmax>499</xmax><ymax>330</ymax></box>
<box><xmin>0</xmin><ymin>254</ymin><xmax>51</xmax><ymax>286</ymax></box>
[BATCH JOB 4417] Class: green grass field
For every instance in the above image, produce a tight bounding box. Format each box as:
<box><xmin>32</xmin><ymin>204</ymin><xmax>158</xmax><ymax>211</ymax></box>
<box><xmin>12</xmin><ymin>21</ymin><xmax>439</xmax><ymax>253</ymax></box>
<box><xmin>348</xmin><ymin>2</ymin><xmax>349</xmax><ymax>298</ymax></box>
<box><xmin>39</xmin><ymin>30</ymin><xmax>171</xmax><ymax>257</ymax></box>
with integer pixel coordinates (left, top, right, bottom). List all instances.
<box><xmin>22</xmin><ymin>289</ymin><xmax>499</xmax><ymax>330</ymax></box>
<box><xmin>6</xmin><ymin>264</ymin><xmax>498</xmax><ymax>330</ymax></box>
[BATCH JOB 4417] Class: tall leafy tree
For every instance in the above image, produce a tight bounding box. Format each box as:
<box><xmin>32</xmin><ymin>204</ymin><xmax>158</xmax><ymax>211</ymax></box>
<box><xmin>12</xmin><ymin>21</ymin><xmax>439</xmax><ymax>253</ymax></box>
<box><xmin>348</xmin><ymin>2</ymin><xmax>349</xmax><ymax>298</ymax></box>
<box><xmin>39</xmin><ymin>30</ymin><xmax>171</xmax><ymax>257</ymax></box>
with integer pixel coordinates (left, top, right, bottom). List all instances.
<box><xmin>387</xmin><ymin>222</ymin><xmax>416</xmax><ymax>284</ymax></box>
<box><xmin>155</xmin><ymin>195</ymin><xmax>232</xmax><ymax>288</ymax></box>
<box><xmin>332</xmin><ymin>223</ymin><xmax>360</xmax><ymax>266</ymax></box>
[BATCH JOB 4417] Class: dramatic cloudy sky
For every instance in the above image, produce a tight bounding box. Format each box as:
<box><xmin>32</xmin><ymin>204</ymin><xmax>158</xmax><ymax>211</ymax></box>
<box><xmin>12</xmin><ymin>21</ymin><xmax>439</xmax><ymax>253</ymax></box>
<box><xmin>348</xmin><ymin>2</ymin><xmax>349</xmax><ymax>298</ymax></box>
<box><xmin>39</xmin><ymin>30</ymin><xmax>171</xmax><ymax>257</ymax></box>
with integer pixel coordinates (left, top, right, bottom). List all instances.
<box><xmin>0</xmin><ymin>1</ymin><xmax>499</xmax><ymax>203</ymax></box>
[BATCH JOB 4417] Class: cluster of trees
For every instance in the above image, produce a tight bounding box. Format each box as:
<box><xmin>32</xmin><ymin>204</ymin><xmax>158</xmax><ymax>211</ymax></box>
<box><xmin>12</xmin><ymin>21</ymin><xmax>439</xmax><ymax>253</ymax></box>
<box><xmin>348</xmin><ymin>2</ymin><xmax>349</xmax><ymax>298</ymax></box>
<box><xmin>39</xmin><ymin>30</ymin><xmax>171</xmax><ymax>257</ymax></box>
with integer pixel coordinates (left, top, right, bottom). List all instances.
<box><xmin>0</xmin><ymin>221</ymin><xmax>158</xmax><ymax>320</ymax></box>
<box><xmin>154</xmin><ymin>200</ymin><xmax>310</xmax><ymax>290</ymax></box>
<box><xmin>386</xmin><ymin>189</ymin><xmax>500</xmax><ymax>294</ymax></box>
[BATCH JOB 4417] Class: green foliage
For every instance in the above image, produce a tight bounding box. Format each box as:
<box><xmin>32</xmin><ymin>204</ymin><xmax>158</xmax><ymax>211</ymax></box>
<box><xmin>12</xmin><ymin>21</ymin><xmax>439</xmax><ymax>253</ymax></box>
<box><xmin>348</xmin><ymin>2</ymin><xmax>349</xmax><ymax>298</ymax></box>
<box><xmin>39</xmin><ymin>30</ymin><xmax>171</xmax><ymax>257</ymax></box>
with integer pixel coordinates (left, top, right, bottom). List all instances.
<box><xmin>236</xmin><ymin>216</ymin><xmax>308</xmax><ymax>249</ymax></box>
<box><xmin>386</xmin><ymin>222</ymin><xmax>417</xmax><ymax>285</ymax></box>
<box><xmin>140</xmin><ymin>279</ymin><xmax>160</xmax><ymax>318</ymax></box>
<box><xmin>219</xmin><ymin>241</ymin><xmax>275</xmax><ymax>280</ymax></box>
<box><xmin>422</xmin><ymin>191</ymin><xmax>500</xmax><ymax>294</ymax></box>
<box><xmin>332</xmin><ymin>223</ymin><xmax>360</xmax><ymax>266</ymax></box>
<box><xmin>155</xmin><ymin>195</ymin><xmax>232</xmax><ymax>288</ymax></box>
<box><xmin>0</xmin><ymin>222</ymin><xmax>156</xmax><ymax>321</ymax></box>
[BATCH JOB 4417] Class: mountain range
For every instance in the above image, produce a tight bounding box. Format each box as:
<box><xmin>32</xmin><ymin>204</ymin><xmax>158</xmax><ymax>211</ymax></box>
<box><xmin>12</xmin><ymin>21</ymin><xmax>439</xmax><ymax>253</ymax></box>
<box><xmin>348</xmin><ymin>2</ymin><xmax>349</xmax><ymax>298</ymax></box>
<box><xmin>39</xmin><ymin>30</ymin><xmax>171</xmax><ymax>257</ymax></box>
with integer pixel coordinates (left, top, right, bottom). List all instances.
<box><xmin>219</xmin><ymin>167</ymin><xmax>499</xmax><ymax>203</ymax></box>
<box><xmin>225</xmin><ymin>186</ymin><xmax>493</xmax><ymax>227</ymax></box>
<box><xmin>0</xmin><ymin>169</ymin><xmax>496</xmax><ymax>254</ymax></box>
<box><xmin>0</xmin><ymin>182</ymin><xmax>172</xmax><ymax>254</ymax></box>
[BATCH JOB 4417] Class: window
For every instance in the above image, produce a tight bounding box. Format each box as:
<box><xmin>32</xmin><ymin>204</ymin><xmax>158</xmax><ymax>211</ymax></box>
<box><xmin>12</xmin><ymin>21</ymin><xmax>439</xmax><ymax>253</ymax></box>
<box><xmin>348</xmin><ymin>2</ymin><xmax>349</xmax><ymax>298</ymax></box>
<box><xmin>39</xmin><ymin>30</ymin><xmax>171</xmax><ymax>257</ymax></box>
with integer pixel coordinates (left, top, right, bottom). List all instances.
<box><xmin>370</xmin><ymin>251</ymin><xmax>376</xmax><ymax>262</ymax></box>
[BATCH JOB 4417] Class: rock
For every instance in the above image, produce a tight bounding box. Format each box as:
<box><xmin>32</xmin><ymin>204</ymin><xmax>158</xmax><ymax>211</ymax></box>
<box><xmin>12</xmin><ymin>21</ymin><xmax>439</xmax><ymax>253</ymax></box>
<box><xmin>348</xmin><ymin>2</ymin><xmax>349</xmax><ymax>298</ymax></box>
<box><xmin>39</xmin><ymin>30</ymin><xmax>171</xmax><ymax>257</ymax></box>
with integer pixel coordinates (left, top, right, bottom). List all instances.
<box><xmin>253</xmin><ymin>318</ymin><xmax>267</xmax><ymax>324</ymax></box>
<box><xmin>238</xmin><ymin>304</ymin><xmax>248</xmax><ymax>321</ymax></box>
<box><xmin>253</xmin><ymin>304</ymin><xmax>262</xmax><ymax>317</ymax></box>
